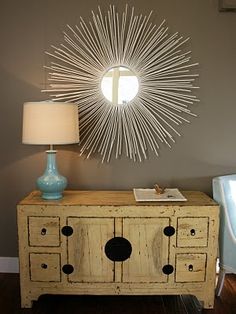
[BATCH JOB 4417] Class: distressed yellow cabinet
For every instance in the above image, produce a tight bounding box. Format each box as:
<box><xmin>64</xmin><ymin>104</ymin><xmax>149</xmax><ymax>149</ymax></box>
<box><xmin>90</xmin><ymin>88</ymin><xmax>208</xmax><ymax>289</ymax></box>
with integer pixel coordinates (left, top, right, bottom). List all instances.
<box><xmin>17</xmin><ymin>190</ymin><xmax>219</xmax><ymax>309</ymax></box>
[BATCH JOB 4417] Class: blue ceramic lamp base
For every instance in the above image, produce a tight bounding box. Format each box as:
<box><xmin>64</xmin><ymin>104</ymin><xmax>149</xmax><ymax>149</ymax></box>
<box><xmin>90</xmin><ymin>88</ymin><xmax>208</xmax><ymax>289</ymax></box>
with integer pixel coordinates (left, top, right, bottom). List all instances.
<box><xmin>37</xmin><ymin>150</ymin><xmax>67</xmax><ymax>200</ymax></box>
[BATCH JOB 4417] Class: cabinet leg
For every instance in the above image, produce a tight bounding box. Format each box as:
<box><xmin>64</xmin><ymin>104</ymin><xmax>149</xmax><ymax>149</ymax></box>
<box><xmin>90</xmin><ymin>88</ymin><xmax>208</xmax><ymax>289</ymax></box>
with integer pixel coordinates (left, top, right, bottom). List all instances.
<box><xmin>200</xmin><ymin>296</ymin><xmax>215</xmax><ymax>309</ymax></box>
<box><xmin>20</xmin><ymin>289</ymin><xmax>37</xmax><ymax>308</ymax></box>
<box><xmin>201</xmin><ymin>300</ymin><xmax>214</xmax><ymax>309</ymax></box>
<box><xmin>20</xmin><ymin>297</ymin><xmax>33</xmax><ymax>308</ymax></box>
<box><xmin>195</xmin><ymin>291</ymin><xmax>215</xmax><ymax>309</ymax></box>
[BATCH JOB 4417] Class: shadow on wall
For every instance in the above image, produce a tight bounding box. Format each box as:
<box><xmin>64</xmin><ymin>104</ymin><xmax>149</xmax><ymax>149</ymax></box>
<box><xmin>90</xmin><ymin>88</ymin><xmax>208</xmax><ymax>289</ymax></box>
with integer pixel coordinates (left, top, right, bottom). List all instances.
<box><xmin>0</xmin><ymin>65</ymin><xmax>45</xmax><ymax>168</ymax></box>
<box><xmin>55</xmin><ymin>146</ymin><xmax>235</xmax><ymax>197</ymax></box>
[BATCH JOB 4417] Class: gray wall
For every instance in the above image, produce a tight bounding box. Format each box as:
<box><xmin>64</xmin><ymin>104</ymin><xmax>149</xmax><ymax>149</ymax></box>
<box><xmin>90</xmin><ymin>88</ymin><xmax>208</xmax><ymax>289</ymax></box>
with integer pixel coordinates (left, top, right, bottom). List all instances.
<box><xmin>0</xmin><ymin>0</ymin><xmax>236</xmax><ymax>257</ymax></box>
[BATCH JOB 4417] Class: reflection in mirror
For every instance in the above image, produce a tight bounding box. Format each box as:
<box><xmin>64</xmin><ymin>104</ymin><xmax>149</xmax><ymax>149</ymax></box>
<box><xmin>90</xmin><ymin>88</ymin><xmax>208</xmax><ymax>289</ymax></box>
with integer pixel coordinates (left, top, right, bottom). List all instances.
<box><xmin>101</xmin><ymin>67</ymin><xmax>139</xmax><ymax>105</ymax></box>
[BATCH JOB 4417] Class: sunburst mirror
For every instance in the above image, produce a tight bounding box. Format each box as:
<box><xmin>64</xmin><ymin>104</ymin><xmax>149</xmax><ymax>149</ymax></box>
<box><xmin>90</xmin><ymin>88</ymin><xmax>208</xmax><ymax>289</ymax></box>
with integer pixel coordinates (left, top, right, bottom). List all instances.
<box><xmin>43</xmin><ymin>5</ymin><xmax>199</xmax><ymax>162</ymax></box>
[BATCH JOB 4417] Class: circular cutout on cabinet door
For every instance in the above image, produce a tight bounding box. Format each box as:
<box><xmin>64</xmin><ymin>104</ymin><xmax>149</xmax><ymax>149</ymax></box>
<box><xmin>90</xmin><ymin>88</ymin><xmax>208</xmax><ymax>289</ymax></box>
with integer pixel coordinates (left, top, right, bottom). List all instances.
<box><xmin>105</xmin><ymin>237</ymin><xmax>132</xmax><ymax>262</ymax></box>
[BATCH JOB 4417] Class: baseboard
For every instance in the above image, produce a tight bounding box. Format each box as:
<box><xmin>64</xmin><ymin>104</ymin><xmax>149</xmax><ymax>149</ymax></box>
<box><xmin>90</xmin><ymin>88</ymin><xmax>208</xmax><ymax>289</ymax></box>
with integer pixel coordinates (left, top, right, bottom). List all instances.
<box><xmin>0</xmin><ymin>257</ymin><xmax>19</xmax><ymax>273</ymax></box>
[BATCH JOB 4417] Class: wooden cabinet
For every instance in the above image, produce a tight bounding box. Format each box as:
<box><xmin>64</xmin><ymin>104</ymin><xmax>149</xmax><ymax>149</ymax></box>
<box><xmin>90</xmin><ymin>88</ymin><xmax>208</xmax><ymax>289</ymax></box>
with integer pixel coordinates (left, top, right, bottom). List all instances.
<box><xmin>17</xmin><ymin>190</ymin><xmax>219</xmax><ymax>309</ymax></box>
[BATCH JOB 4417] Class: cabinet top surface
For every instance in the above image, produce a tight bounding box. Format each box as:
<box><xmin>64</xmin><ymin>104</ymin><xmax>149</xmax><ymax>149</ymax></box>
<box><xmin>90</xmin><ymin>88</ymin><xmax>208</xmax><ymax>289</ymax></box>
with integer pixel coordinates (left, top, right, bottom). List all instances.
<box><xmin>18</xmin><ymin>190</ymin><xmax>217</xmax><ymax>207</ymax></box>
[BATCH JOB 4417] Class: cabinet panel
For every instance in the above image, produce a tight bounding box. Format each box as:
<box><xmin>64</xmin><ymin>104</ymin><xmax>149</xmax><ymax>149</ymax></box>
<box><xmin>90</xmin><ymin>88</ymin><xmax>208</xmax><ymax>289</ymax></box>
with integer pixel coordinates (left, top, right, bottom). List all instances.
<box><xmin>28</xmin><ymin>216</ymin><xmax>60</xmax><ymax>247</ymax></box>
<box><xmin>177</xmin><ymin>217</ymin><xmax>208</xmax><ymax>247</ymax></box>
<box><xmin>122</xmin><ymin>218</ymin><xmax>170</xmax><ymax>283</ymax></box>
<box><xmin>29</xmin><ymin>253</ymin><xmax>61</xmax><ymax>282</ymax></box>
<box><xmin>175</xmin><ymin>253</ymin><xmax>206</xmax><ymax>282</ymax></box>
<box><xmin>67</xmin><ymin>217</ymin><xmax>114</xmax><ymax>283</ymax></box>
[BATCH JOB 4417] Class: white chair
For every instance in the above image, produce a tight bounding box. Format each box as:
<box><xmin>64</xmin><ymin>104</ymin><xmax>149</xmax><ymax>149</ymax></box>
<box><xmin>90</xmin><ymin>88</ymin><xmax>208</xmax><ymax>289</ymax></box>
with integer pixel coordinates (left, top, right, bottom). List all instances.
<box><xmin>212</xmin><ymin>174</ymin><xmax>236</xmax><ymax>296</ymax></box>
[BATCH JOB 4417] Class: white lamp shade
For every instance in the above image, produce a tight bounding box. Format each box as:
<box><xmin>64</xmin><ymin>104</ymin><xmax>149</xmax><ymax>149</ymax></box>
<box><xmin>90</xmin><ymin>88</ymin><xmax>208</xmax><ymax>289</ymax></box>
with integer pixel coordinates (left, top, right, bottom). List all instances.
<box><xmin>22</xmin><ymin>102</ymin><xmax>79</xmax><ymax>145</ymax></box>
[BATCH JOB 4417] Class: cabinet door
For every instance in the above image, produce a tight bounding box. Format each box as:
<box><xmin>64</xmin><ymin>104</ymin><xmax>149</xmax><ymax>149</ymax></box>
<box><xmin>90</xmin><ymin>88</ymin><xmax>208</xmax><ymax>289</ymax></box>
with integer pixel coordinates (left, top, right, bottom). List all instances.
<box><xmin>67</xmin><ymin>217</ymin><xmax>114</xmax><ymax>283</ymax></box>
<box><xmin>122</xmin><ymin>218</ymin><xmax>170</xmax><ymax>283</ymax></box>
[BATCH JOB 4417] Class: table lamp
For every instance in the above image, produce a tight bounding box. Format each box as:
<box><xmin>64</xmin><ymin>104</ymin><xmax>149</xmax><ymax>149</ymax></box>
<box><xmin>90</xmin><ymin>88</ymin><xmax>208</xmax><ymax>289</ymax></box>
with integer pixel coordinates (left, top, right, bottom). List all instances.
<box><xmin>22</xmin><ymin>101</ymin><xmax>79</xmax><ymax>200</ymax></box>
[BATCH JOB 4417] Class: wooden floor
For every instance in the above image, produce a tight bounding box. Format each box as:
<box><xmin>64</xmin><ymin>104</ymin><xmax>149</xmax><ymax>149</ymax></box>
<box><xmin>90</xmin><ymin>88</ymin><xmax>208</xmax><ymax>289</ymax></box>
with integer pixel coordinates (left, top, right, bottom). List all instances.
<box><xmin>1</xmin><ymin>273</ymin><xmax>236</xmax><ymax>314</ymax></box>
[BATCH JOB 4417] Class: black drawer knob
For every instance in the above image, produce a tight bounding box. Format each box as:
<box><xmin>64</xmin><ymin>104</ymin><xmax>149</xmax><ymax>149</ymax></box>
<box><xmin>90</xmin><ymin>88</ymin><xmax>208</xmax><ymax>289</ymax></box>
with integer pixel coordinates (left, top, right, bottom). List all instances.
<box><xmin>62</xmin><ymin>264</ymin><xmax>74</xmax><ymax>274</ymax></box>
<box><xmin>61</xmin><ymin>226</ymin><xmax>73</xmax><ymax>236</ymax></box>
<box><xmin>162</xmin><ymin>264</ymin><xmax>174</xmax><ymax>275</ymax></box>
<box><xmin>164</xmin><ymin>226</ymin><xmax>175</xmax><ymax>236</ymax></box>
<box><xmin>41</xmin><ymin>228</ymin><xmax>47</xmax><ymax>235</ymax></box>
<box><xmin>190</xmin><ymin>229</ymin><xmax>196</xmax><ymax>236</ymax></box>
<box><xmin>105</xmin><ymin>237</ymin><xmax>132</xmax><ymax>262</ymax></box>
<box><xmin>41</xmin><ymin>263</ymin><xmax>48</xmax><ymax>269</ymax></box>
<box><xmin>188</xmin><ymin>264</ymin><xmax>193</xmax><ymax>272</ymax></box>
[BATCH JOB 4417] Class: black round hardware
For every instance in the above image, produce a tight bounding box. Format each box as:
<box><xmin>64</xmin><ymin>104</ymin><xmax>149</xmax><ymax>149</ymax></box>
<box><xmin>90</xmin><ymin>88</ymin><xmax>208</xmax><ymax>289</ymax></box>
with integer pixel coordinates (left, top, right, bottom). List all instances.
<box><xmin>162</xmin><ymin>264</ymin><xmax>174</xmax><ymax>275</ymax></box>
<box><xmin>164</xmin><ymin>226</ymin><xmax>175</xmax><ymax>236</ymax></box>
<box><xmin>190</xmin><ymin>229</ymin><xmax>196</xmax><ymax>236</ymax></box>
<box><xmin>62</xmin><ymin>264</ymin><xmax>74</xmax><ymax>274</ymax></box>
<box><xmin>41</xmin><ymin>228</ymin><xmax>47</xmax><ymax>235</ymax></box>
<box><xmin>105</xmin><ymin>237</ymin><xmax>132</xmax><ymax>262</ymax></box>
<box><xmin>188</xmin><ymin>264</ymin><xmax>193</xmax><ymax>272</ymax></box>
<box><xmin>41</xmin><ymin>263</ymin><xmax>48</xmax><ymax>269</ymax></box>
<box><xmin>61</xmin><ymin>226</ymin><xmax>74</xmax><ymax>236</ymax></box>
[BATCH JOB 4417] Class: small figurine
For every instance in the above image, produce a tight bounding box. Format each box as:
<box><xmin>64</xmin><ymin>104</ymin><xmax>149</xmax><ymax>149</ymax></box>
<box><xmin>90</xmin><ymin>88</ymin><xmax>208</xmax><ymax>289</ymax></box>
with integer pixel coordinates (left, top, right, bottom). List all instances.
<box><xmin>154</xmin><ymin>184</ymin><xmax>165</xmax><ymax>194</ymax></box>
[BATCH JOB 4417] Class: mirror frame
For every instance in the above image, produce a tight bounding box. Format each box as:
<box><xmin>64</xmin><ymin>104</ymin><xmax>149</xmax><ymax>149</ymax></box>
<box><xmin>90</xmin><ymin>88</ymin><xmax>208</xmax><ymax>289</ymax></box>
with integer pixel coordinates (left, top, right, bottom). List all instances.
<box><xmin>43</xmin><ymin>5</ymin><xmax>199</xmax><ymax>162</ymax></box>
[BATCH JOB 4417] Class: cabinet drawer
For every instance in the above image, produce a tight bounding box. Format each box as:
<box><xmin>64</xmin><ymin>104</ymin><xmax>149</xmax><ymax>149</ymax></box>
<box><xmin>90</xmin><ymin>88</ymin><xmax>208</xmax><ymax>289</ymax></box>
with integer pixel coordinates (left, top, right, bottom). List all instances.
<box><xmin>175</xmin><ymin>253</ymin><xmax>206</xmax><ymax>282</ymax></box>
<box><xmin>177</xmin><ymin>217</ymin><xmax>208</xmax><ymax>247</ymax></box>
<box><xmin>28</xmin><ymin>217</ymin><xmax>60</xmax><ymax>247</ymax></box>
<box><xmin>29</xmin><ymin>253</ymin><xmax>61</xmax><ymax>282</ymax></box>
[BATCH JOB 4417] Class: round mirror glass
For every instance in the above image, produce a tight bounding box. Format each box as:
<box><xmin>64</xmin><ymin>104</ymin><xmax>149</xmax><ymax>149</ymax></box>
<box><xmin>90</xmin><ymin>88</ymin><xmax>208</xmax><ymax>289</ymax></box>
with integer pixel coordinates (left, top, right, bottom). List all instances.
<box><xmin>101</xmin><ymin>66</ymin><xmax>139</xmax><ymax>105</ymax></box>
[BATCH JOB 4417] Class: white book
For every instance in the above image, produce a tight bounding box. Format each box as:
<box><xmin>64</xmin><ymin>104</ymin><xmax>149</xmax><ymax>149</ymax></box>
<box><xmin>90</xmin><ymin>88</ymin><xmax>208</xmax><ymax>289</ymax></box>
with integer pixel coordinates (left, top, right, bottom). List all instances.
<box><xmin>133</xmin><ymin>188</ymin><xmax>187</xmax><ymax>202</ymax></box>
